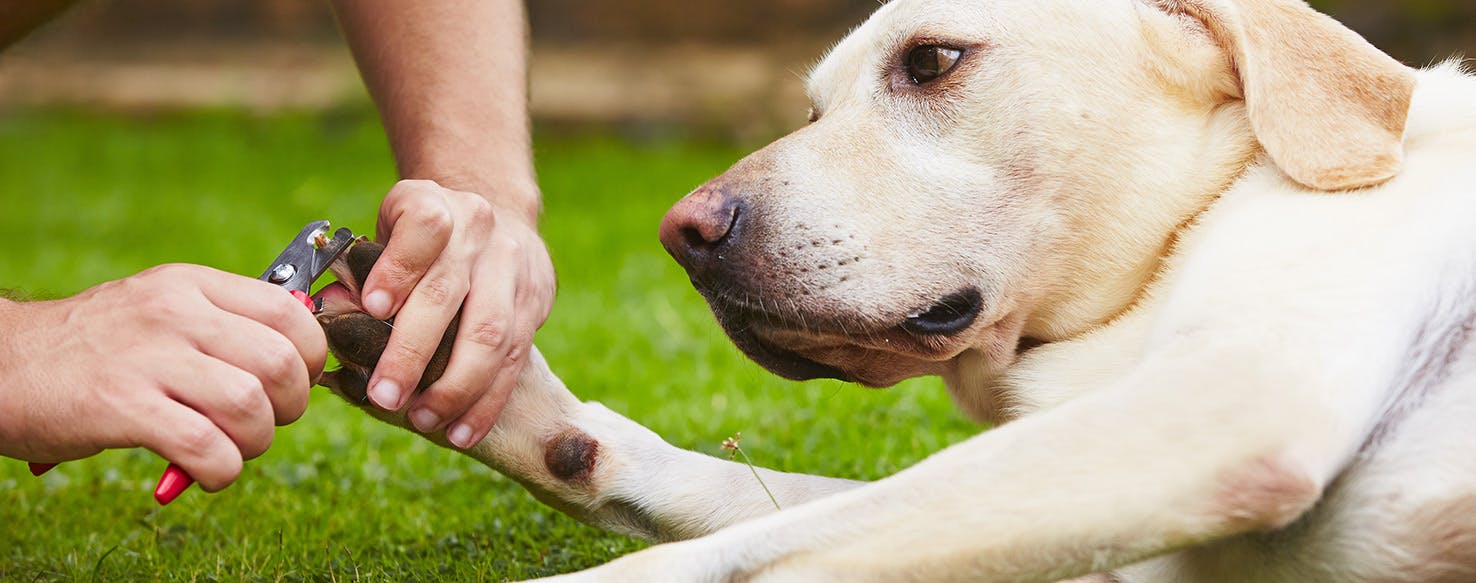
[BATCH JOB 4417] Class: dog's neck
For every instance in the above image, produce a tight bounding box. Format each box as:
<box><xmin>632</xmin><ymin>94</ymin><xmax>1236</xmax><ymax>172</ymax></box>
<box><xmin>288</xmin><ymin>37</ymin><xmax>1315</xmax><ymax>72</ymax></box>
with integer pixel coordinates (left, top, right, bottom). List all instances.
<box><xmin>1025</xmin><ymin>106</ymin><xmax>1259</xmax><ymax>343</ymax></box>
<box><xmin>946</xmin><ymin>104</ymin><xmax>1261</xmax><ymax>424</ymax></box>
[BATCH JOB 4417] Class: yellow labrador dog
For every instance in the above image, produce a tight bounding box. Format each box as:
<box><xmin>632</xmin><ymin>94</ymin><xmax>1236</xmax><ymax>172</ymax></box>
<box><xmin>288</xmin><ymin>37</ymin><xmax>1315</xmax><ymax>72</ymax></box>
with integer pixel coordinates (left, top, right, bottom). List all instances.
<box><xmin>321</xmin><ymin>0</ymin><xmax>1476</xmax><ymax>580</ymax></box>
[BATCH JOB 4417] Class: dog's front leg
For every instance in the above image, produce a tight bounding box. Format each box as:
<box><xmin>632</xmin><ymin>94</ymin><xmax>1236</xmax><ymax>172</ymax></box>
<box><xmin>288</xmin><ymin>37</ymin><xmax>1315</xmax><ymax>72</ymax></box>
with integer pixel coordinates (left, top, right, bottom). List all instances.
<box><xmin>318</xmin><ymin>239</ymin><xmax>863</xmax><ymax>541</ymax></box>
<box><xmin>541</xmin><ymin>335</ymin><xmax>1388</xmax><ymax>582</ymax></box>
<box><xmin>335</xmin><ymin>347</ymin><xmax>863</xmax><ymax>542</ymax></box>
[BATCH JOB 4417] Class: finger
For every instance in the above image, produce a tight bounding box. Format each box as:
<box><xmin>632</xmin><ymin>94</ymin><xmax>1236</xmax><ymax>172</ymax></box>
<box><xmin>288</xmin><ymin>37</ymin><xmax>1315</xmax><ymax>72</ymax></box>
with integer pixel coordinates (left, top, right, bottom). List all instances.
<box><xmin>444</xmin><ymin>348</ymin><xmax>529</xmax><ymax>449</ymax></box>
<box><xmin>189</xmin><ymin>309</ymin><xmax>312</xmax><ymax>426</ymax></box>
<box><xmin>161</xmin><ymin>353</ymin><xmax>277</xmax><ymax>460</ymax></box>
<box><xmin>367</xmin><ymin>266</ymin><xmax>467</xmax><ymax>411</ymax></box>
<box><xmin>403</xmin><ymin>263</ymin><xmax>519</xmax><ymax>433</ymax></box>
<box><xmin>175</xmin><ymin>266</ymin><xmax>328</xmax><ymax>383</ymax></box>
<box><xmin>364</xmin><ymin>181</ymin><xmax>455</xmax><ymax>319</ymax></box>
<box><xmin>132</xmin><ymin>399</ymin><xmax>244</xmax><ymax>493</ymax></box>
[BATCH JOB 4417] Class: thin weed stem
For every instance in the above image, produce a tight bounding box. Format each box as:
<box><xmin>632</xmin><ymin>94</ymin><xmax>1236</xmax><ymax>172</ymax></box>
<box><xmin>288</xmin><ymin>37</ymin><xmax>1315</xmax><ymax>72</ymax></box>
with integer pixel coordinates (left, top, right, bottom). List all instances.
<box><xmin>722</xmin><ymin>432</ymin><xmax>781</xmax><ymax>511</ymax></box>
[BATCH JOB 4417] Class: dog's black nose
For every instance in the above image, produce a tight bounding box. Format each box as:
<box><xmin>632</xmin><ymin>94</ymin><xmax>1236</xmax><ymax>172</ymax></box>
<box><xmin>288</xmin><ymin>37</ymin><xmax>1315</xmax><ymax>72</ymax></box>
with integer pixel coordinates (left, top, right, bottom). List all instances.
<box><xmin>901</xmin><ymin>288</ymin><xmax>983</xmax><ymax>336</ymax></box>
<box><xmin>659</xmin><ymin>185</ymin><xmax>742</xmax><ymax>270</ymax></box>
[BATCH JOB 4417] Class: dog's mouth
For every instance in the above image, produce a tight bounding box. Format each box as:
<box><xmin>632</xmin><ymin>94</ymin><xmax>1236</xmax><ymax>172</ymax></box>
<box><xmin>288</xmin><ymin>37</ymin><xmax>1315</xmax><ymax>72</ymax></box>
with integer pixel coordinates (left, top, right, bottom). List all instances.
<box><xmin>727</xmin><ymin>327</ymin><xmax>854</xmax><ymax>382</ymax></box>
<box><xmin>702</xmin><ymin>287</ymin><xmax>986</xmax><ymax>384</ymax></box>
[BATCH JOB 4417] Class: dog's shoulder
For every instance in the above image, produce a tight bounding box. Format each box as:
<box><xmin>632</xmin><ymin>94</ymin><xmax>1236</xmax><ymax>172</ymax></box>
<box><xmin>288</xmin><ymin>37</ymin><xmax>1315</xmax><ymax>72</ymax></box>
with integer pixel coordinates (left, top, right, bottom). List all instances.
<box><xmin>1000</xmin><ymin>64</ymin><xmax>1476</xmax><ymax>419</ymax></box>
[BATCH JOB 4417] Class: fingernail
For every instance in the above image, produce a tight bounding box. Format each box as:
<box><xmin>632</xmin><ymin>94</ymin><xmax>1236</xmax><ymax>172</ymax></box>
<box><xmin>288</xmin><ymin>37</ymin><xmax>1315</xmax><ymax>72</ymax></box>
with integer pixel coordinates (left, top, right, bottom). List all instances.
<box><xmin>447</xmin><ymin>423</ymin><xmax>475</xmax><ymax>449</ymax></box>
<box><xmin>368</xmin><ymin>379</ymin><xmax>404</xmax><ymax>410</ymax></box>
<box><xmin>409</xmin><ymin>408</ymin><xmax>441</xmax><ymax>432</ymax></box>
<box><xmin>364</xmin><ymin>290</ymin><xmax>392</xmax><ymax>318</ymax></box>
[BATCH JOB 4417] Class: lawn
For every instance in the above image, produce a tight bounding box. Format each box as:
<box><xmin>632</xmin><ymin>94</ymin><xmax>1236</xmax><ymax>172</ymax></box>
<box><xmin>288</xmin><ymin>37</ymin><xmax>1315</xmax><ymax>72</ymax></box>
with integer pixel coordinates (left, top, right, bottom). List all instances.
<box><xmin>0</xmin><ymin>109</ymin><xmax>979</xmax><ymax>580</ymax></box>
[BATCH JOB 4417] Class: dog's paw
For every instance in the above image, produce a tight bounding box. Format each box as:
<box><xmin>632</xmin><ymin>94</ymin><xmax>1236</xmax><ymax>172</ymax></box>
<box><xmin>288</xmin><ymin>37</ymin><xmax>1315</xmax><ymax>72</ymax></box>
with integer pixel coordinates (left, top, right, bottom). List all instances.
<box><xmin>314</xmin><ymin>239</ymin><xmax>455</xmax><ymax>405</ymax></box>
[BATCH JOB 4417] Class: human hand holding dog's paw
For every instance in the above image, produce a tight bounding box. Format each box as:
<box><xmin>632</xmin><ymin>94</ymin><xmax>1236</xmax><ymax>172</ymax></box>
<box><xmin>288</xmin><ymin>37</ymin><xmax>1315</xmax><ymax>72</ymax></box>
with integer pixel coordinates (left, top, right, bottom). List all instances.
<box><xmin>314</xmin><ymin>239</ymin><xmax>457</xmax><ymax>409</ymax></box>
<box><xmin>352</xmin><ymin>179</ymin><xmax>554</xmax><ymax>449</ymax></box>
<box><xmin>0</xmin><ymin>265</ymin><xmax>326</xmax><ymax>491</ymax></box>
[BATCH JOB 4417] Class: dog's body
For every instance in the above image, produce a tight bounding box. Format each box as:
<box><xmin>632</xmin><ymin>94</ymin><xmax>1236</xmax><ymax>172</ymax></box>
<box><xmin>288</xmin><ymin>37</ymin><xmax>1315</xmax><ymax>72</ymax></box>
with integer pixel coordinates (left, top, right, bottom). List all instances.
<box><xmin>319</xmin><ymin>0</ymin><xmax>1476</xmax><ymax>580</ymax></box>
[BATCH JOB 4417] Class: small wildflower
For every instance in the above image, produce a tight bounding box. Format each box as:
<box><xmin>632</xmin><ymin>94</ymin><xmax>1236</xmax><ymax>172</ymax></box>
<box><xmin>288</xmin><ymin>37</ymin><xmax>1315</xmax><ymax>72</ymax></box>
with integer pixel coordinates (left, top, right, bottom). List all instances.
<box><xmin>720</xmin><ymin>431</ymin><xmax>780</xmax><ymax>511</ymax></box>
<box><xmin>720</xmin><ymin>432</ymin><xmax>742</xmax><ymax>454</ymax></box>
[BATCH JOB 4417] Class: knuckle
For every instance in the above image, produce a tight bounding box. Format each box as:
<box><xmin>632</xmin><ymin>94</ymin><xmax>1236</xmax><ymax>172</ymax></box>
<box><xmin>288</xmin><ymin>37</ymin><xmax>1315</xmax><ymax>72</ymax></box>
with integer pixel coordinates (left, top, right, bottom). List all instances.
<box><xmin>144</xmin><ymin>263</ymin><xmax>193</xmax><ymax>280</ymax></box>
<box><xmin>466</xmin><ymin>318</ymin><xmax>509</xmax><ymax>350</ymax></box>
<box><xmin>503</xmin><ymin>235</ymin><xmax>525</xmax><ymax>256</ymax></box>
<box><xmin>387</xmin><ymin>339</ymin><xmax>436</xmax><ymax>369</ymax></box>
<box><xmin>396</xmin><ymin>178</ymin><xmax>440</xmax><ymax>193</ymax></box>
<box><xmin>258</xmin><ymin>291</ymin><xmax>300</xmax><ymax>323</ymax></box>
<box><xmin>415</xmin><ymin>275</ymin><xmax>464</xmax><ymax>307</ymax></box>
<box><xmin>176</xmin><ymin>420</ymin><xmax>222</xmax><ymax>459</ymax></box>
<box><xmin>502</xmin><ymin>345</ymin><xmax>525</xmax><ymax>367</ymax></box>
<box><xmin>260</xmin><ymin>339</ymin><xmax>304</xmax><ymax>384</ymax></box>
<box><xmin>222</xmin><ymin>376</ymin><xmax>266</xmax><ymax>416</ymax></box>
<box><xmin>381</xmin><ymin>252</ymin><xmax>423</xmax><ymax>285</ymax></box>
<box><xmin>138</xmin><ymin>292</ymin><xmax>189</xmax><ymax>324</ymax></box>
<box><xmin>463</xmin><ymin>195</ymin><xmax>495</xmax><ymax>225</ymax></box>
<box><xmin>411</xmin><ymin>203</ymin><xmax>453</xmax><ymax>234</ymax></box>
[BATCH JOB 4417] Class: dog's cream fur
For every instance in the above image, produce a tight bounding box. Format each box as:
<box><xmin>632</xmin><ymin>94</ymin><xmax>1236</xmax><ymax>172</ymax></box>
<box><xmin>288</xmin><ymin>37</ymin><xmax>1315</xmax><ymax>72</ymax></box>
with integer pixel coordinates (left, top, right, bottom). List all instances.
<box><xmin>333</xmin><ymin>0</ymin><xmax>1476</xmax><ymax>580</ymax></box>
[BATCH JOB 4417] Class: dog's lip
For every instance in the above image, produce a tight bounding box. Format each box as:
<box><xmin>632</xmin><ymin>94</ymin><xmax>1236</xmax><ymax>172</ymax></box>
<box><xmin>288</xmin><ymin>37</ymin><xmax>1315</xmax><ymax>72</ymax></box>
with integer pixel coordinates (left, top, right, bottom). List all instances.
<box><xmin>714</xmin><ymin>315</ymin><xmax>853</xmax><ymax>382</ymax></box>
<box><xmin>702</xmin><ymin>291</ymin><xmax>976</xmax><ymax>360</ymax></box>
<box><xmin>900</xmin><ymin>288</ymin><xmax>984</xmax><ymax>336</ymax></box>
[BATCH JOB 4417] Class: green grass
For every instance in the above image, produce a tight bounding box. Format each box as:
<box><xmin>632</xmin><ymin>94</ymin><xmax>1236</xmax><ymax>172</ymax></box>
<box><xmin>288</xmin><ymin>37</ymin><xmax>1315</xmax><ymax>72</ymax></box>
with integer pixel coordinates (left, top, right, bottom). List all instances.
<box><xmin>0</xmin><ymin>109</ymin><xmax>979</xmax><ymax>580</ymax></box>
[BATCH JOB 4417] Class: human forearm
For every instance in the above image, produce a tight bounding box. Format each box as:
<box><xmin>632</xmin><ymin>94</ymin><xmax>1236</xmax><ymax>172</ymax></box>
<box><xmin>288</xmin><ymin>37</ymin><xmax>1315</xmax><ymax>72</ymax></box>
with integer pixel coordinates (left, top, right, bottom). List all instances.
<box><xmin>332</xmin><ymin>0</ymin><xmax>538</xmax><ymax>223</ymax></box>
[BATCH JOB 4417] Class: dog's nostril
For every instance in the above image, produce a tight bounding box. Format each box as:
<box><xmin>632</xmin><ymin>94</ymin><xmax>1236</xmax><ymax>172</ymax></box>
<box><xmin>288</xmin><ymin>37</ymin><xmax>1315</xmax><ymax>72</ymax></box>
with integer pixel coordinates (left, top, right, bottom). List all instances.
<box><xmin>901</xmin><ymin>288</ymin><xmax>983</xmax><ymax>336</ymax></box>
<box><xmin>659</xmin><ymin>189</ymin><xmax>744</xmax><ymax>262</ymax></box>
<box><xmin>681</xmin><ymin>203</ymin><xmax>738</xmax><ymax>249</ymax></box>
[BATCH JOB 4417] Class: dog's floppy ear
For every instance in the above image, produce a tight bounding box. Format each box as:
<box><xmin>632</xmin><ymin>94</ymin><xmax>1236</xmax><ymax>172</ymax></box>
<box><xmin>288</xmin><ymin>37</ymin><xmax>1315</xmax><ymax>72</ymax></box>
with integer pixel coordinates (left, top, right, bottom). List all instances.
<box><xmin>1156</xmin><ymin>0</ymin><xmax>1414</xmax><ymax>191</ymax></box>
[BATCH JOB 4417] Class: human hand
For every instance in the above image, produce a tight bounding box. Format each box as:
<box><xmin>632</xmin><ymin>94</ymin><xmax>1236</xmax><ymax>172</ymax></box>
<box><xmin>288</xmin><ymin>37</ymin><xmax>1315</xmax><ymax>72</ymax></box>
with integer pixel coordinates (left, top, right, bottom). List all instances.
<box><xmin>0</xmin><ymin>265</ymin><xmax>327</xmax><ymax>491</ymax></box>
<box><xmin>357</xmin><ymin>179</ymin><xmax>555</xmax><ymax>449</ymax></box>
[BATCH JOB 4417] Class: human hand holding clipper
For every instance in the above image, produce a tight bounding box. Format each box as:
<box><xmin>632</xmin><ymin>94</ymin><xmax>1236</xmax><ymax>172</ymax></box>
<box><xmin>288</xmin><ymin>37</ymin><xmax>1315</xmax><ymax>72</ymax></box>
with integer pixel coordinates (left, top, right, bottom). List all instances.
<box><xmin>7</xmin><ymin>221</ymin><xmax>347</xmax><ymax>504</ymax></box>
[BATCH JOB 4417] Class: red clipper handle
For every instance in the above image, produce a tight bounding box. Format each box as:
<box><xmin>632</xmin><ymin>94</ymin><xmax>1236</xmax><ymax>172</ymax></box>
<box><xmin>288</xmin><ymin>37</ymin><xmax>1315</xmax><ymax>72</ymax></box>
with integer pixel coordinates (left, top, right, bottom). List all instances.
<box><xmin>153</xmin><ymin>463</ymin><xmax>194</xmax><ymax>505</ymax></box>
<box><xmin>289</xmin><ymin>289</ymin><xmax>314</xmax><ymax>310</ymax></box>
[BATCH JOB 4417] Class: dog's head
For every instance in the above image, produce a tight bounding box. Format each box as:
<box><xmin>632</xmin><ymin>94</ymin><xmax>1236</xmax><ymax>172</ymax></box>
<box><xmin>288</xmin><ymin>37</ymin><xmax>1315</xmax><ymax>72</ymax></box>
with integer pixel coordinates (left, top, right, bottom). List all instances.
<box><xmin>660</xmin><ymin>0</ymin><xmax>1413</xmax><ymax>387</ymax></box>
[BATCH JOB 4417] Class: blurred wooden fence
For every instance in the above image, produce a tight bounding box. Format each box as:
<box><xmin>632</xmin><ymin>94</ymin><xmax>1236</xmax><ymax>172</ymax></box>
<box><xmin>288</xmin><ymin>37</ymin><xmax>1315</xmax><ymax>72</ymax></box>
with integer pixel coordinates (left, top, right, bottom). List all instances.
<box><xmin>0</xmin><ymin>0</ymin><xmax>1470</xmax><ymax>135</ymax></box>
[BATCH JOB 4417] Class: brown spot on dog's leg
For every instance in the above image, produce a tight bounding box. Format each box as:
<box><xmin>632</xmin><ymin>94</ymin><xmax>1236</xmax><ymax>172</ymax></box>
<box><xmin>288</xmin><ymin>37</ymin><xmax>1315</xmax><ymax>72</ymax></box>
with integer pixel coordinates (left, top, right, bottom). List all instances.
<box><xmin>545</xmin><ymin>429</ymin><xmax>600</xmax><ymax>483</ymax></box>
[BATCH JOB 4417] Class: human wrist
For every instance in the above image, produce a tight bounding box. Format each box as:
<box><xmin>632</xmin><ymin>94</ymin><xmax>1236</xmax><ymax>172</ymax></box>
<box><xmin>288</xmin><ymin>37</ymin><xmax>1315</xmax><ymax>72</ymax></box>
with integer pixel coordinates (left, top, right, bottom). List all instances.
<box><xmin>402</xmin><ymin>172</ymin><xmax>542</xmax><ymax>226</ymax></box>
<box><xmin>488</xmin><ymin>183</ymin><xmax>543</xmax><ymax>227</ymax></box>
<box><xmin>464</xmin><ymin>177</ymin><xmax>541</xmax><ymax>226</ymax></box>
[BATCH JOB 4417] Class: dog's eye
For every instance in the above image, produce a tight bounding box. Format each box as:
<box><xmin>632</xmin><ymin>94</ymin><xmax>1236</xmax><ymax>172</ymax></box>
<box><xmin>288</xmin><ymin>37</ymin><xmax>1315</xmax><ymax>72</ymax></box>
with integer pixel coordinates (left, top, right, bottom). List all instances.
<box><xmin>906</xmin><ymin>45</ymin><xmax>963</xmax><ymax>85</ymax></box>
